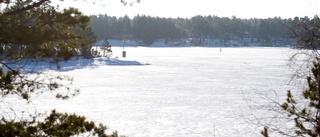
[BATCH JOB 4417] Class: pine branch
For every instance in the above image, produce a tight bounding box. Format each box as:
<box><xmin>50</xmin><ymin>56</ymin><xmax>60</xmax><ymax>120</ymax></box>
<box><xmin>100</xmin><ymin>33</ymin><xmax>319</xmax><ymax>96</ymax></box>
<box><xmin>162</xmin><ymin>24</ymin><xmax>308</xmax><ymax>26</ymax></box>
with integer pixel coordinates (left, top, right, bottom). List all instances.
<box><xmin>4</xmin><ymin>0</ymin><xmax>50</xmax><ymax>15</ymax></box>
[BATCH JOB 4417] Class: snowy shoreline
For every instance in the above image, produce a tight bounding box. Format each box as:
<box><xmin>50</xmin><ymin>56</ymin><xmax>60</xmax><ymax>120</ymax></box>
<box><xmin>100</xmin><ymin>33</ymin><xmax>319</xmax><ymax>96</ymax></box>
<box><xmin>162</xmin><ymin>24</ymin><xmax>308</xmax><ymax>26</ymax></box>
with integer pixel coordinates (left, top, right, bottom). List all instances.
<box><xmin>94</xmin><ymin>38</ymin><xmax>294</xmax><ymax>48</ymax></box>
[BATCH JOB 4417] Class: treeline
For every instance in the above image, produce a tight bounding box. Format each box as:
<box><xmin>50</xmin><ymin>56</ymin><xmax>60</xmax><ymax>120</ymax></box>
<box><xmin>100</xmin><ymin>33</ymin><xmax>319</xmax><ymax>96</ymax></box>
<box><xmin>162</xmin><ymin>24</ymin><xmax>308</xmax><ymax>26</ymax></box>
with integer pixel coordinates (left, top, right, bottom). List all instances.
<box><xmin>90</xmin><ymin>15</ymin><xmax>185</xmax><ymax>44</ymax></box>
<box><xmin>90</xmin><ymin>14</ymin><xmax>293</xmax><ymax>44</ymax></box>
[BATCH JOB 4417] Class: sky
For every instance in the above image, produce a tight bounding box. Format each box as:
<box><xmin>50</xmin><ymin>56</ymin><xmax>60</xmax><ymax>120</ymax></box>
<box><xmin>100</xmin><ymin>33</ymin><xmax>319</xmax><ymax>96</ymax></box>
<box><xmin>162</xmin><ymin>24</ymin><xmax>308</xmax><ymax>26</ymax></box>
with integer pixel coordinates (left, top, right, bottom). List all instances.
<box><xmin>57</xmin><ymin>0</ymin><xmax>320</xmax><ymax>19</ymax></box>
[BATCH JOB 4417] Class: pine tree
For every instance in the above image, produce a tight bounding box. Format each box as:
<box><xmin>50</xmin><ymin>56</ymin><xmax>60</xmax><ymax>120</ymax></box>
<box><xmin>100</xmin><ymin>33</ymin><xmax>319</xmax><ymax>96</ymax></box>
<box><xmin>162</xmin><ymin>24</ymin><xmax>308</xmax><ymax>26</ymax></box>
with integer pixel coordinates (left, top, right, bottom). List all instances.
<box><xmin>262</xmin><ymin>61</ymin><xmax>320</xmax><ymax>137</ymax></box>
<box><xmin>0</xmin><ymin>0</ymin><xmax>119</xmax><ymax>136</ymax></box>
<box><xmin>100</xmin><ymin>38</ymin><xmax>112</xmax><ymax>57</ymax></box>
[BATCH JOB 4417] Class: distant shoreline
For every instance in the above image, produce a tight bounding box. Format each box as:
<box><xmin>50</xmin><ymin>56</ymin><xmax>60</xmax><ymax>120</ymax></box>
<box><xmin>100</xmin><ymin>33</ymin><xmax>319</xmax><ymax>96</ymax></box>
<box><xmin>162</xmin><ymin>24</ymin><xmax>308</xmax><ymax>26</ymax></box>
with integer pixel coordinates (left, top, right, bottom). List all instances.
<box><xmin>93</xmin><ymin>38</ymin><xmax>295</xmax><ymax>48</ymax></box>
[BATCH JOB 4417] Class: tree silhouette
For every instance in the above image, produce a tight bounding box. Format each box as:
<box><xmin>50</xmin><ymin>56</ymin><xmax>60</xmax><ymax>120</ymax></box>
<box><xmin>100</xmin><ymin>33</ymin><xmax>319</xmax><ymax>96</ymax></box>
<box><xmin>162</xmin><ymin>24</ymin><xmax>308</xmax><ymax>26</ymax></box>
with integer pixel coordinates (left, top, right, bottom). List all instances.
<box><xmin>0</xmin><ymin>0</ymin><xmax>119</xmax><ymax>136</ymax></box>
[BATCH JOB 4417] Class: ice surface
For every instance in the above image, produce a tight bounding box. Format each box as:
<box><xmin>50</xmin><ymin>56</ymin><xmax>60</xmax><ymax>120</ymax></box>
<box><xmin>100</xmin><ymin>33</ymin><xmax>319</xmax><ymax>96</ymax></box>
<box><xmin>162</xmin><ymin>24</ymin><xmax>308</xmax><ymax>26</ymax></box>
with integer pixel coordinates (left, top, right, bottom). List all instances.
<box><xmin>2</xmin><ymin>47</ymin><xmax>297</xmax><ymax>137</ymax></box>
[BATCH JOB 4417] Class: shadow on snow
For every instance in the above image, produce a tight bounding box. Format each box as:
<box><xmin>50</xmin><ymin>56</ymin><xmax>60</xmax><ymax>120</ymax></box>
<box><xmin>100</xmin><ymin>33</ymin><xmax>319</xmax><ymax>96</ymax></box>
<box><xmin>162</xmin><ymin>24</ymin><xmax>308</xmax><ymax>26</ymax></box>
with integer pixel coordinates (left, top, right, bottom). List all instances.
<box><xmin>103</xmin><ymin>58</ymin><xmax>148</xmax><ymax>66</ymax></box>
<box><xmin>4</xmin><ymin>57</ymin><xmax>148</xmax><ymax>72</ymax></box>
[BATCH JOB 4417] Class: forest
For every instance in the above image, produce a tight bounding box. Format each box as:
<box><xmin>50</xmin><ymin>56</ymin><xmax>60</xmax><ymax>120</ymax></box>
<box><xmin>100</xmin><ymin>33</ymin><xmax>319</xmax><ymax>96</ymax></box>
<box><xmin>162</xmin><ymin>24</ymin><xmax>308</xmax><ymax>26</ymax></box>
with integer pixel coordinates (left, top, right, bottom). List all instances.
<box><xmin>89</xmin><ymin>14</ymin><xmax>295</xmax><ymax>45</ymax></box>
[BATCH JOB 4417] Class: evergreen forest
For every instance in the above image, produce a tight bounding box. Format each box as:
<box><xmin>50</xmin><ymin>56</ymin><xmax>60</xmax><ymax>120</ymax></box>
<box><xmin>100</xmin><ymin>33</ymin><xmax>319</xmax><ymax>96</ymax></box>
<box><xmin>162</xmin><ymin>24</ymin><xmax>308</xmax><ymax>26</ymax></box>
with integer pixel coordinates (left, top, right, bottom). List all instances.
<box><xmin>89</xmin><ymin>14</ymin><xmax>299</xmax><ymax>45</ymax></box>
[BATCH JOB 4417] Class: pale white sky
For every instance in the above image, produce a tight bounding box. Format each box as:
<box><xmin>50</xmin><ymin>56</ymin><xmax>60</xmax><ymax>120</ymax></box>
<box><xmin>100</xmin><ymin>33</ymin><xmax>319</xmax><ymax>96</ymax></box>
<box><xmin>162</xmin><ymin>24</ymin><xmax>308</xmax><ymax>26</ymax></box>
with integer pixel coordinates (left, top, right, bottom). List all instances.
<box><xmin>56</xmin><ymin>0</ymin><xmax>320</xmax><ymax>19</ymax></box>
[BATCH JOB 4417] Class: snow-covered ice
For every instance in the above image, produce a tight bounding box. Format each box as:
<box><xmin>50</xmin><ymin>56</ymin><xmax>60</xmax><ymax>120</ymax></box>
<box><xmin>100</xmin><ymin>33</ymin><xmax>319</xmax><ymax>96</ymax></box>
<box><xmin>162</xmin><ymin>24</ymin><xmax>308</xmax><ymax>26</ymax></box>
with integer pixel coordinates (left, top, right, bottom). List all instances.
<box><xmin>3</xmin><ymin>47</ymin><xmax>297</xmax><ymax>137</ymax></box>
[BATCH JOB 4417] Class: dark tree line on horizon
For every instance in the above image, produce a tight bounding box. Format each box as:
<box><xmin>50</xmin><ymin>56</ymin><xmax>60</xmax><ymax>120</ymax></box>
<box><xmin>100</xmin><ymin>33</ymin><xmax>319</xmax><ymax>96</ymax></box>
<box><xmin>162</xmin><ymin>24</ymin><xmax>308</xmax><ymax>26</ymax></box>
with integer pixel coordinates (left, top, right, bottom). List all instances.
<box><xmin>89</xmin><ymin>14</ymin><xmax>309</xmax><ymax>44</ymax></box>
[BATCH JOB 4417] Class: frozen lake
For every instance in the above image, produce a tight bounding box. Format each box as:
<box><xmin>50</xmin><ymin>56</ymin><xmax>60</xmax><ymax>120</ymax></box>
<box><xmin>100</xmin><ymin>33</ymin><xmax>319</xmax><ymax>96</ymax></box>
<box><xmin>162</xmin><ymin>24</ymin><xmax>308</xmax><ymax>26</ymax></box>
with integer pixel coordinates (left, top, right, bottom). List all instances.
<box><xmin>4</xmin><ymin>47</ymin><xmax>297</xmax><ymax>137</ymax></box>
